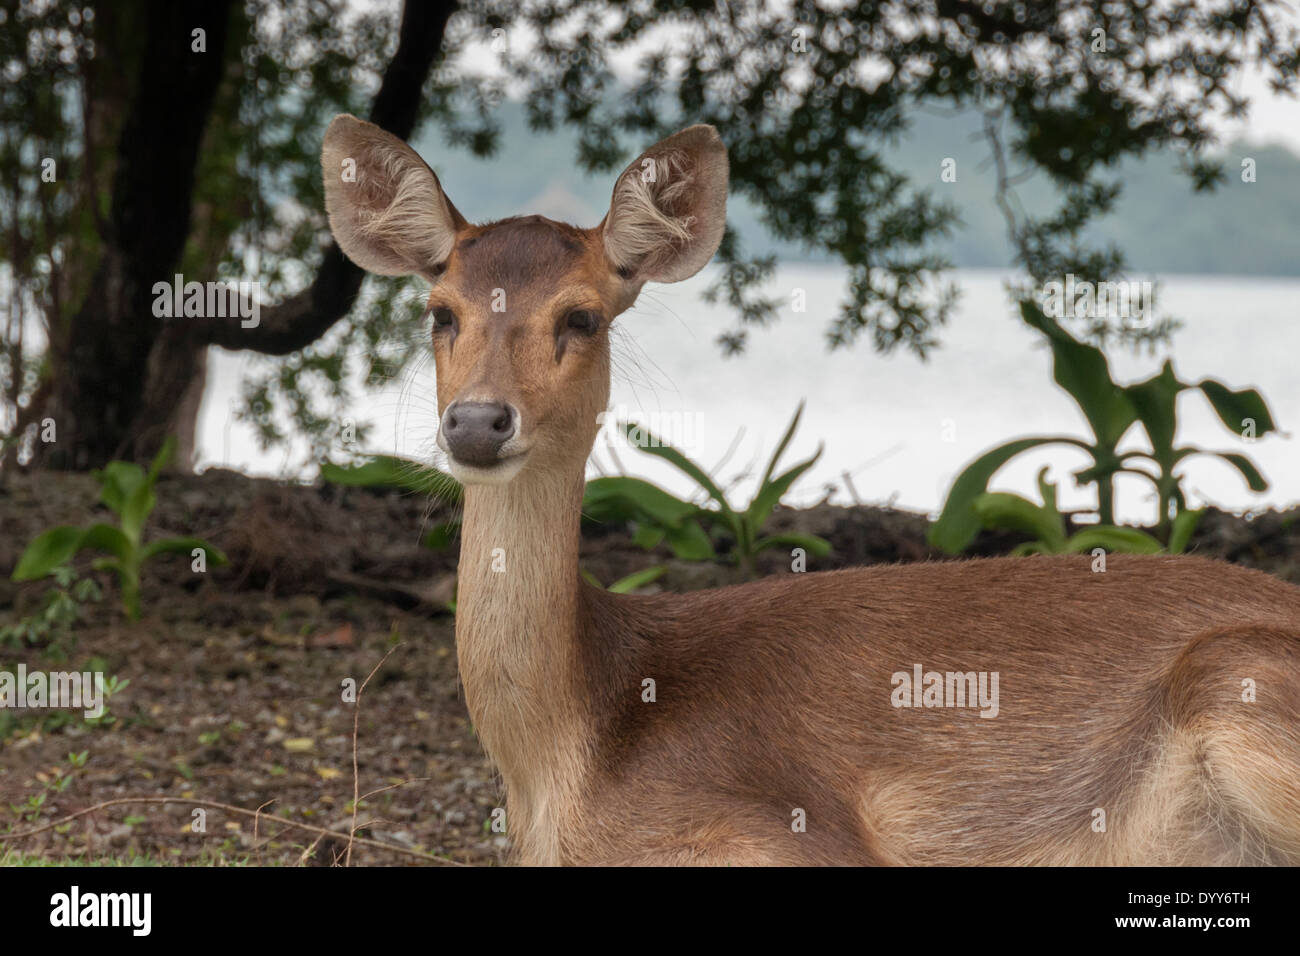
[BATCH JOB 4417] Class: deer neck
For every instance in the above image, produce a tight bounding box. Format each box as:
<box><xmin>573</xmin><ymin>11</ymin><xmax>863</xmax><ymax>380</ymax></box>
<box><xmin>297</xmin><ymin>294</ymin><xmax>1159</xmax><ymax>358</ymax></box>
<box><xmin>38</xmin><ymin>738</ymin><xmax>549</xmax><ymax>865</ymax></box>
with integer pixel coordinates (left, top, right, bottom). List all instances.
<box><xmin>454</xmin><ymin>464</ymin><xmax>591</xmax><ymax>852</ymax></box>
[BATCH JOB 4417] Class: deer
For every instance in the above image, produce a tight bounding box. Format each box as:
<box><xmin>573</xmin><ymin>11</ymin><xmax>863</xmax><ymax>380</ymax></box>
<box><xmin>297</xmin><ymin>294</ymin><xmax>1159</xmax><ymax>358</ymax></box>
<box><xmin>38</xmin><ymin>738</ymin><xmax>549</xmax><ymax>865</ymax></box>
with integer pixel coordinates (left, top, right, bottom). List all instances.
<box><xmin>321</xmin><ymin>113</ymin><xmax>1300</xmax><ymax>866</ymax></box>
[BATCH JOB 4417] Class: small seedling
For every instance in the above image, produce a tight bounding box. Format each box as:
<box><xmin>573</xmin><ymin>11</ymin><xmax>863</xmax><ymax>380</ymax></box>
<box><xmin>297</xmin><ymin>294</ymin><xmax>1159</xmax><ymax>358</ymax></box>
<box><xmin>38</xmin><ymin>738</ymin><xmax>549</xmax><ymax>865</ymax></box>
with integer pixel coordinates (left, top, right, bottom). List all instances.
<box><xmin>11</xmin><ymin>438</ymin><xmax>227</xmax><ymax>620</ymax></box>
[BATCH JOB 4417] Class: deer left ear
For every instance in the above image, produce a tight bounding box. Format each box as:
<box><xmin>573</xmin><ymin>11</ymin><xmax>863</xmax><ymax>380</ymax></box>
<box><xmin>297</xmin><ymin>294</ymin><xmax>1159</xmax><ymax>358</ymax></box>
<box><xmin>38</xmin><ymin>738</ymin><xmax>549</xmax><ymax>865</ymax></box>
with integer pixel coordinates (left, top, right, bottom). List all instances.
<box><xmin>601</xmin><ymin>125</ymin><xmax>729</xmax><ymax>284</ymax></box>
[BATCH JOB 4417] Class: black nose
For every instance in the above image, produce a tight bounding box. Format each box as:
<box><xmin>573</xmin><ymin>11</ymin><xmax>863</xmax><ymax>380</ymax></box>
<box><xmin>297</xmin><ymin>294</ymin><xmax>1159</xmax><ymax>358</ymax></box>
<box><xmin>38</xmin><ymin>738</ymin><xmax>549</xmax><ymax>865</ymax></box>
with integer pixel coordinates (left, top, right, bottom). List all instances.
<box><xmin>443</xmin><ymin>401</ymin><xmax>516</xmax><ymax>466</ymax></box>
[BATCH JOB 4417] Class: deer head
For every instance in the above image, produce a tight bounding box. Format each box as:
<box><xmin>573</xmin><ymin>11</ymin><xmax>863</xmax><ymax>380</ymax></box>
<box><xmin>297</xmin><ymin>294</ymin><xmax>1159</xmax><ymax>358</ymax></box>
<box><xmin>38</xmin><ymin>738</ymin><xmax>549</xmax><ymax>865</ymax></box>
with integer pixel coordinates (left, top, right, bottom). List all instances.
<box><xmin>321</xmin><ymin>114</ymin><xmax>728</xmax><ymax>485</ymax></box>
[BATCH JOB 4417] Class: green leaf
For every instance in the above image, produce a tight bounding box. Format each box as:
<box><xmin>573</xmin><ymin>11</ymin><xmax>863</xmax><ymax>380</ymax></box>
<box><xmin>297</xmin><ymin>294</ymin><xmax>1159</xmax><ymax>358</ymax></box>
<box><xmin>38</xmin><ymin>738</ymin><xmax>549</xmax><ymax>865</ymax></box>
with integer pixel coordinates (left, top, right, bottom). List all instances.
<box><xmin>757</xmin><ymin>401</ymin><xmax>805</xmax><ymax>492</ymax></box>
<box><xmin>929</xmin><ymin>437</ymin><xmax>1089</xmax><ymax>553</ymax></box>
<box><xmin>321</xmin><ymin>456</ymin><xmax>462</xmax><ymax>503</ymax></box>
<box><xmin>94</xmin><ymin>461</ymin><xmax>146</xmax><ymax>517</ymax></box>
<box><xmin>12</xmin><ymin>527</ymin><xmax>86</xmax><ymax>581</ymax></box>
<box><xmin>746</xmin><ymin>447</ymin><xmax>823</xmax><ymax>535</ymax></box>
<box><xmin>80</xmin><ymin>524</ymin><xmax>133</xmax><ymax>562</ymax></box>
<box><xmin>752</xmin><ymin>533</ymin><xmax>832</xmax><ymax>557</ymax></box>
<box><xmin>147</xmin><ymin>436</ymin><xmax>176</xmax><ymax>484</ymax></box>
<box><xmin>607</xmin><ymin>566</ymin><xmax>668</xmax><ymax>593</ymax></box>
<box><xmin>1064</xmin><ymin>526</ymin><xmax>1164</xmax><ymax>555</ymax></box>
<box><xmin>1196</xmin><ymin>379</ymin><xmax>1277</xmax><ymax>439</ymax></box>
<box><xmin>140</xmin><ymin>537</ymin><xmax>228</xmax><ymax>565</ymax></box>
<box><xmin>421</xmin><ymin>521</ymin><xmax>461</xmax><ymax>550</ymax></box>
<box><xmin>119</xmin><ymin>482</ymin><xmax>158</xmax><ymax>544</ymax></box>
<box><xmin>972</xmin><ymin>492</ymin><xmax>1068</xmax><ymax>552</ymax></box>
<box><xmin>662</xmin><ymin>520</ymin><xmax>716</xmax><ymax>561</ymax></box>
<box><xmin>1124</xmin><ymin>360</ymin><xmax>1184</xmax><ymax>466</ymax></box>
<box><xmin>582</xmin><ymin>476</ymin><xmax>699</xmax><ymax>528</ymax></box>
<box><xmin>1167</xmin><ymin>507</ymin><xmax>1205</xmax><ymax>555</ymax></box>
<box><xmin>1019</xmin><ymin>301</ymin><xmax>1136</xmax><ymax>447</ymax></box>
<box><xmin>1035</xmin><ymin>467</ymin><xmax>1059</xmax><ymax>515</ymax></box>
<box><xmin>630</xmin><ymin>523</ymin><xmax>666</xmax><ymax>550</ymax></box>
<box><xmin>1198</xmin><ymin>450</ymin><xmax>1269</xmax><ymax>492</ymax></box>
<box><xmin>621</xmin><ymin>422</ymin><xmax>735</xmax><ymax>517</ymax></box>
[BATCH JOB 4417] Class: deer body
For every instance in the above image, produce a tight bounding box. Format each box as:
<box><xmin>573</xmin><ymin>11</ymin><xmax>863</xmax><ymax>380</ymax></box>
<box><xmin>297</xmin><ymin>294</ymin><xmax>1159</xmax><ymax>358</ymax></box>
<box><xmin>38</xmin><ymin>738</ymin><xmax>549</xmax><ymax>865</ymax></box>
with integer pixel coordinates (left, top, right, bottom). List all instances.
<box><xmin>322</xmin><ymin>115</ymin><xmax>1300</xmax><ymax>865</ymax></box>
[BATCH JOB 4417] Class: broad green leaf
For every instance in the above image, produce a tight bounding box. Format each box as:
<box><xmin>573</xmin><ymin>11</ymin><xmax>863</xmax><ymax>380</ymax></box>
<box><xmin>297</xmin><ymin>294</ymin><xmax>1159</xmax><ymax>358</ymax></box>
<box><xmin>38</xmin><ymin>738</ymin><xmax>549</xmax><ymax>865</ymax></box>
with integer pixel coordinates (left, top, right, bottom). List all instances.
<box><xmin>630</xmin><ymin>524</ymin><xmax>666</xmax><ymax>550</ymax></box>
<box><xmin>621</xmin><ymin>422</ymin><xmax>734</xmax><ymax>517</ymax></box>
<box><xmin>663</xmin><ymin>520</ymin><xmax>716</xmax><ymax>561</ymax></box>
<box><xmin>94</xmin><ymin>461</ymin><xmax>146</xmax><ymax>516</ymax></box>
<box><xmin>582</xmin><ymin>476</ymin><xmax>699</xmax><ymax>528</ymax></box>
<box><xmin>1064</xmin><ymin>526</ymin><xmax>1164</xmax><ymax>555</ymax></box>
<box><xmin>80</xmin><ymin>524</ymin><xmax>133</xmax><ymax>561</ymax></box>
<box><xmin>972</xmin><ymin>492</ymin><xmax>1068</xmax><ymax>552</ymax></box>
<box><xmin>12</xmin><ymin>527</ymin><xmax>86</xmax><ymax>581</ymax></box>
<box><xmin>1196</xmin><ymin>379</ymin><xmax>1277</xmax><ymax>439</ymax></box>
<box><xmin>119</xmin><ymin>482</ymin><xmax>157</xmax><ymax>544</ymax></box>
<box><xmin>607</xmin><ymin>566</ymin><xmax>668</xmax><ymax>593</ymax></box>
<box><xmin>1167</xmin><ymin>507</ymin><xmax>1204</xmax><ymax>555</ymax></box>
<box><xmin>929</xmin><ymin>437</ymin><xmax>1089</xmax><ymax>553</ymax></box>
<box><xmin>1124</xmin><ymin>360</ymin><xmax>1184</xmax><ymax>467</ymax></box>
<box><xmin>1019</xmin><ymin>301</ymin><xmax>1136</xmax><ymax>446</ymax></box>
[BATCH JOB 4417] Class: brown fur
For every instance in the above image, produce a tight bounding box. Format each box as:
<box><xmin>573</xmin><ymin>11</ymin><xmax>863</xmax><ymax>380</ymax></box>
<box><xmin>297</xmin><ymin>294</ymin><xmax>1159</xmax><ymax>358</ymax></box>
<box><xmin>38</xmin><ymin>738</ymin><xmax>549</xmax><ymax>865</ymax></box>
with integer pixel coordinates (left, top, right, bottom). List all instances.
<box><xmin>321</xmin><ymin>115</ymin><xmax>1300</xmax><ymax>866</ymax></box>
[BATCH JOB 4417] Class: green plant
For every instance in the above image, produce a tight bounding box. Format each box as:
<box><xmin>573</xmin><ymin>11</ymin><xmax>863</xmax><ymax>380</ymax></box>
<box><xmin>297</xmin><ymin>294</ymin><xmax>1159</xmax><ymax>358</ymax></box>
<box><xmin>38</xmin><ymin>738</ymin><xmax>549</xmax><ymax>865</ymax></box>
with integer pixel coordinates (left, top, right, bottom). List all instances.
<box><xmin>0</xmin><ymin>566</ymin><xmax>102</xmax><ymax>659</ymax></box>
<box><xmin>320</xmin><ymin>454</ymin><xmax>462</xmax><ymax>502</ymax></box>
<box><xmin>931</xmin><ymin>303</ymin><xmax>1275</xmax><ymax>553</ymax></box>
<box><xmin>582</xmin><ymin>477</ymin><xmax>716</xmax><ymax>561</ymax></box>
<box><xmin>11</xmin><ymin>438</ymin><xmax>227</xmax><ymax>620</ymax></box>
<box><xmin>969</xmin><ymin>467</ymin><xmax>1205</xmax><ymax>556</ymax></box>
<box><xmin>619</xmin><ymin>403</ymin><xmax>832</xmax><ymax>576</ymax></box>
<box><xmin>580</xmin><ymin>565</ymin><xmax>668</xmax><ymax>594</ymax></box>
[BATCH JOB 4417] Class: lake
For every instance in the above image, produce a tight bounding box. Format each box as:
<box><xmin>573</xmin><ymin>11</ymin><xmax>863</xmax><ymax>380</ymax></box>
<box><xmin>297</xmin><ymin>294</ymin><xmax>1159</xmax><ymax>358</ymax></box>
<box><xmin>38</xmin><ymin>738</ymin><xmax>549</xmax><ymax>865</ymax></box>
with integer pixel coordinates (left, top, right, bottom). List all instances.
<box><xmin>197</xmin><ymin>267</ymin><xmax>1300</xmax><ymax>525</ymax></box>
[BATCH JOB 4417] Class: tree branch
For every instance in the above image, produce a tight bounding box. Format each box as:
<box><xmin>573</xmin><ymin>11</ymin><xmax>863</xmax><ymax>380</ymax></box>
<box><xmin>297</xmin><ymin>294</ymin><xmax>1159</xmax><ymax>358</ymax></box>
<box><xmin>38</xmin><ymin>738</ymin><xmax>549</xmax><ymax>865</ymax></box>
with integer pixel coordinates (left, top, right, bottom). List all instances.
<box><xmin>197</xmin><ymin>0</ymin><xmax>458</xmax><ymax>354</ymax></box>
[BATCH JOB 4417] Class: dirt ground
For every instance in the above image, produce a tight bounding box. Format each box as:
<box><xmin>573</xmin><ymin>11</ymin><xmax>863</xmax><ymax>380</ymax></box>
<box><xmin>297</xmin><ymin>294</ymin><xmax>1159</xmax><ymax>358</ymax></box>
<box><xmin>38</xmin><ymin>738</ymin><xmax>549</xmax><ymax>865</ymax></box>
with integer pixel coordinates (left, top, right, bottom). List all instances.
<box><xmin>1</xmin><ymin>470</ymin><xmax>1297</xmax><ymax>865</ymax></box>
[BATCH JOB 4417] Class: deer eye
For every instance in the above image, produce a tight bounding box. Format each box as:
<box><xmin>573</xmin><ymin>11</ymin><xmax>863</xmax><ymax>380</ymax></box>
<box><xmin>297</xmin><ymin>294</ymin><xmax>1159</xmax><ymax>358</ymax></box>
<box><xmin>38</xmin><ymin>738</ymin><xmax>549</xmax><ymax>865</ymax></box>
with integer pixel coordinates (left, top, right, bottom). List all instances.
<box><xmin>430</xmin><ymin>306</ymin><xmax>457</xmax><ymax>333</ymax></box>
<box><xmin>564</xmin><ymin>310</ymin><xmax>600</xmax><ymax>335</ymax></box>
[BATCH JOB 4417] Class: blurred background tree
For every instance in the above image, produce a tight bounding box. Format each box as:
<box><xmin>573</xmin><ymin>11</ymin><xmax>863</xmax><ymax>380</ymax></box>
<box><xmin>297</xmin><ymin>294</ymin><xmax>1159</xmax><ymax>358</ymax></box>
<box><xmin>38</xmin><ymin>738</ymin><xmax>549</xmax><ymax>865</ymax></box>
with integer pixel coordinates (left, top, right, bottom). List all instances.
<box><xmin>2</xmin><ymin>0</ymin><xmax>1297</xmax><ymax>471</ymax></box>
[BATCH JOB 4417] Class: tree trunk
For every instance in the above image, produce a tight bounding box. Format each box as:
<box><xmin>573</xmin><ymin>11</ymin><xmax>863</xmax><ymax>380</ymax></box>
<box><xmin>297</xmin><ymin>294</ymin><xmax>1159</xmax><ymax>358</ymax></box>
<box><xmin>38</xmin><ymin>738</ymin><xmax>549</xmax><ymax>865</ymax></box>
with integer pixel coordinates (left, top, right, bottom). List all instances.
<box><xmin>29</xmin><ymin>0</ymin><xmax>459</xmax><ymax>471</ymax></box>
<box><xmin>33</xmin><ymin>0</ymin><xmax>232</xmax><ymax>470</ymax></box>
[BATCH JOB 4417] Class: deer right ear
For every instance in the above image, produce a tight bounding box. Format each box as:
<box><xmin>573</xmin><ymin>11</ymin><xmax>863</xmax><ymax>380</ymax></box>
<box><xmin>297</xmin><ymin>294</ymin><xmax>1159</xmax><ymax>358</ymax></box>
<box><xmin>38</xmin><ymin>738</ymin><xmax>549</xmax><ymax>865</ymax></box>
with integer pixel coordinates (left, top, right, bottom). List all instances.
<box><xmin>321</xmin><ymin>114</ymin><xmax>465</xmax><ymax>282</ymax></box>
<box><xmin>601</xmin><ymin>125</ymin><xmax>729</xmax><ymax>285</ymax></box>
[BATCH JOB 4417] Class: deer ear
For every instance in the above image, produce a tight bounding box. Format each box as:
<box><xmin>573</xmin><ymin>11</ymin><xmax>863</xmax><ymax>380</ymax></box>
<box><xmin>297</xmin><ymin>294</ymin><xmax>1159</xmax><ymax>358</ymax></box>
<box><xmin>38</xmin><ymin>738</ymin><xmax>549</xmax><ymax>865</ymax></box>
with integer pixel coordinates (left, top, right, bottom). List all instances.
<box><xmin>601</xmin><ymin>125</ymin><xmax>728</xmax><ymax>284</ymax></box>
<box><xmin>321</xmin><ymin>114</ymin><xmax>465</xmax><ymax>282</ymax></box>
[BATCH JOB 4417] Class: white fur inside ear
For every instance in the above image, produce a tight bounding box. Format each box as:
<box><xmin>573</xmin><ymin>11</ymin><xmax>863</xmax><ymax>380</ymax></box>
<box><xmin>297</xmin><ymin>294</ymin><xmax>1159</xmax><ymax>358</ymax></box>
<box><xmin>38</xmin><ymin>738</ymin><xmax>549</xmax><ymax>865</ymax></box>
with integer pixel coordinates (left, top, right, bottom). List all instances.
<box><xmin>602</xmin><ymin>125</ymin><xmax>728</xmax><ymax>284</ymax></box>
<box><xmin>605</xmin><ymin>150</ymin><xmax>698</xmax><ymax>273</ymax></box>
<box><xmin>321</xmin><ymin>115</ymin><xmax>458</xmax><ymax>281</ymax></box>
<box><xmin>359</xmin><ymin>144</ymin><xmax>456</xmax><ymax>267</ymax></box>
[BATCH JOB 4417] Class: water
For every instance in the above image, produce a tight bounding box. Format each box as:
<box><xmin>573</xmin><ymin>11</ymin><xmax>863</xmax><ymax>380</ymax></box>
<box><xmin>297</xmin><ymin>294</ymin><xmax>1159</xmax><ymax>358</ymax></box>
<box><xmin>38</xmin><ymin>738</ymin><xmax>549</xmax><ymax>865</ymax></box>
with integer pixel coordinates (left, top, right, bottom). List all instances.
<box><xmin>196</xmin><ymin>267</ymin><xmax>1300</xmax><ymax>525</ymax></box>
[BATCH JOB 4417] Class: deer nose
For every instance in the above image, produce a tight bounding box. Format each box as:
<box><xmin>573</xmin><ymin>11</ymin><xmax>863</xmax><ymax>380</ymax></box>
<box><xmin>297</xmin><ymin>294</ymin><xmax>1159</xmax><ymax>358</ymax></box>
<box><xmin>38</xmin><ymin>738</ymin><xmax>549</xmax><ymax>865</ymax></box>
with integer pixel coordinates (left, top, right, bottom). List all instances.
<box><xmin>442</xmin><ymin>401</ymin><xmax>517</xmax><ymax>466</ymax></box>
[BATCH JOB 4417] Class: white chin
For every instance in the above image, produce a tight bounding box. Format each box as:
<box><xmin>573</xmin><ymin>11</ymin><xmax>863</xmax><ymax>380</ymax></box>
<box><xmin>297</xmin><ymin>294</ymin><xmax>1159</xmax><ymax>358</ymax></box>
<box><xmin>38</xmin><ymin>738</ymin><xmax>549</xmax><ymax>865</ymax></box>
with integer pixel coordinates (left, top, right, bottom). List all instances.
<box><xmin>447</xmin><ymin>454</ymin><xmax>527</xmax><ymax>486</ymax></box>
